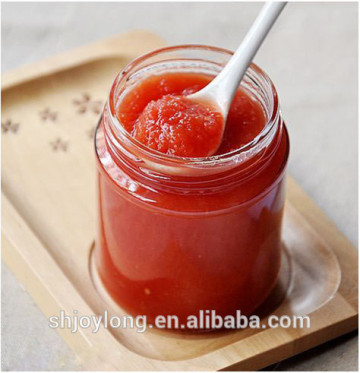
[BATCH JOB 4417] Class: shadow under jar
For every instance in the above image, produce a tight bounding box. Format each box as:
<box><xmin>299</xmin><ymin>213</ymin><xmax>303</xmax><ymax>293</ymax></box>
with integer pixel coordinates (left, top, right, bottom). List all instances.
<box><xmin>94</xmin><ymin>45</ymin><xmax>290</xmax><ymax>330</ymax></box>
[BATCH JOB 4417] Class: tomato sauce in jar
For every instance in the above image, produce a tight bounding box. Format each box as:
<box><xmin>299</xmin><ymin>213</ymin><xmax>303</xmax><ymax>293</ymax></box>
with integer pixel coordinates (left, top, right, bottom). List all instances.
<box><xmin>94</xmin><ymin>45</ymin><xmax>289</xmax><ymax>329</ymax></box>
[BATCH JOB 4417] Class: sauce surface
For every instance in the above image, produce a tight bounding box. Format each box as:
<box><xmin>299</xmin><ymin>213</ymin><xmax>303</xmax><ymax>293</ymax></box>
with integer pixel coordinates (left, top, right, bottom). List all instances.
<box><xmin>117</xmin><ymin>73</ymin><xmax>266</xmax><ymax>157</ymax></box>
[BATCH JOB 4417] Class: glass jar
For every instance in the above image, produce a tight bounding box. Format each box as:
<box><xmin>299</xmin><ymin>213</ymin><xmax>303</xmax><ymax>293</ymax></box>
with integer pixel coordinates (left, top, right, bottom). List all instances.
<box><xmin>94</xmin><ymin>45</ymin><xmax>289</xmax><ymax>328</ymax></box>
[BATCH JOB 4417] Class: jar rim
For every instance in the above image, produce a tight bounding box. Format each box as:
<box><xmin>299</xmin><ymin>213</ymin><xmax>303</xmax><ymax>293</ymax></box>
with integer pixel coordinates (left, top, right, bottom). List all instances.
<box><xmin>107</xmin><ymin>44</ymin><xmax>280</xmax><ymax>172</ymax></box>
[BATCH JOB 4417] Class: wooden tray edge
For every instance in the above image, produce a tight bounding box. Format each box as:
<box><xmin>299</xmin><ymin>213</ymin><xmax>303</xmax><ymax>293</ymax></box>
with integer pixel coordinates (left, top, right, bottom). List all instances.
<box><xmin>1</xmin><ymin>30</ymin><xmax>165</xmax><ymax>91</ymax></box>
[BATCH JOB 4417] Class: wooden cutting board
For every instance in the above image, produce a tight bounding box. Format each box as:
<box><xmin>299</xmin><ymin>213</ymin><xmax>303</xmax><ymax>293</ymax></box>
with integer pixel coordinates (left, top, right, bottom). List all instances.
<box><xmin>2</xmin><ymin>30</ymin><xmax>358</xmax><ymax>371</ymax></box>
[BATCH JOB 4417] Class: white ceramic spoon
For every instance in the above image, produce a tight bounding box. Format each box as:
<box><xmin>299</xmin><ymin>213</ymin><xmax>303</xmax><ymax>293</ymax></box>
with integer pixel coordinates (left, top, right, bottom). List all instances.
<box><xmin>188</xmin><ymin>1</ymin><xmax>287</xmax><ymax>154</ymax></box>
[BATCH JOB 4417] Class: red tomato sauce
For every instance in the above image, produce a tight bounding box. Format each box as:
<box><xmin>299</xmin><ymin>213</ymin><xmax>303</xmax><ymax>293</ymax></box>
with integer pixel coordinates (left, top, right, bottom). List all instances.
<box><xmin>95</xmin><ymin>71</ymin><xmax>289</xmax><ymax>329</ymax></box>
<box><xmin>117</xmin><ymin>73</ymin><xmax>266</xmax><ymax>156</ymax></box>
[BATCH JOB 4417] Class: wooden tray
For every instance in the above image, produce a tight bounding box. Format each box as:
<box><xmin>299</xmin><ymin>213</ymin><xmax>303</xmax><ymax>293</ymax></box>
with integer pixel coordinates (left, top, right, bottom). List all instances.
<box><xmin>2</xmin><ymin>31</ymin><xmax>358</xmax><ymax>371</ymax></box>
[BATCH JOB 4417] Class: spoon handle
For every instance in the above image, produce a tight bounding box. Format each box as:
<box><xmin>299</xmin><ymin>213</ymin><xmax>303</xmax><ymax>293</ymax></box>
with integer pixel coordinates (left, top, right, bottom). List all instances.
<box><xmin>205</xmin><ymin>2</ymin><xmax>287</xmax><ymax>115</ymax></box>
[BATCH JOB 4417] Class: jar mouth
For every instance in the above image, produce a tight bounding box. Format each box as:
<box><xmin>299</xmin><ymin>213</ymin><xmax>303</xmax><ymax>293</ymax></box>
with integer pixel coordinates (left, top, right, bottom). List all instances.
<box><xmin>107</xmin><ymin>44</ymin><xmax>280</xmax><ymax>173</ymax></box>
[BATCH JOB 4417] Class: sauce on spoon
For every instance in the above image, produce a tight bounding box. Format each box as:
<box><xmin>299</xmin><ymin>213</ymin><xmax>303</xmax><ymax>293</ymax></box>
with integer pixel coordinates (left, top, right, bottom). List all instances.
<box><xmin>117</xmin><ymin>72</ymin><xmax>265</xmax><ymax>157</ymax></box>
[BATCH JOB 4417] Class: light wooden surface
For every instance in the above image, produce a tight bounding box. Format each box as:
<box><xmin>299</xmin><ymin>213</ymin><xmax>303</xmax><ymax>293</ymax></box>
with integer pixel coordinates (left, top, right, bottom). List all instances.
<box><xmin>1</xmin><ymin>31</ymin><xmax>358</xmax><ymax>371</ymax></box>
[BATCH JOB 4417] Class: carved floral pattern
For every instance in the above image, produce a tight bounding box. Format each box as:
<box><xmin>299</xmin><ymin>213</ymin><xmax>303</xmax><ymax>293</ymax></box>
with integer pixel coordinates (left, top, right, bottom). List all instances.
<box><xmin>50</xmin><ymin>138</ymin><xmax>68</xmax><ymax>152</ymax></box>
<box><xmin>73</xmin><ymin>93</ymin><xmax>102</xmax><ymax>115</ymax></box>
<box><xmin>2</xmin><ymin>119</ymin><xmax>20</xmax><ymax>134</ymax></box>
<box><xmin>40</xmin><ymin>108</ymin><xmax>57</xmax><ymax>122</ymax></box>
